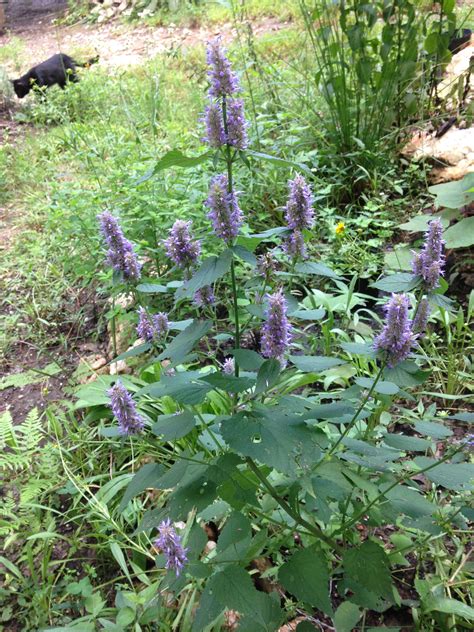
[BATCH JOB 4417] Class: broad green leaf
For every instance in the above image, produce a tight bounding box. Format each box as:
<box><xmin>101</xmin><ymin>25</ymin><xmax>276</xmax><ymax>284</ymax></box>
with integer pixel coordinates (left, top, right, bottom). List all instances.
<box><xmin>232</xmin><ymin>244</ymin><xmax>257</xmax><ymax>266</ymax></box>
<box><xmin>144</xmin><ymin>371</ymin><xmax>212</xmax><ymax>405</ymax></box>
<box><xmin>384</xmin><ymin>245</ymin><xmax>415</xmax><ymax>271</ymax></box>
<box><xmin>414</xmin><ymin>458</ymin><xmax>474</xmax><ymax>491</ymax></box>
<box><xmin>249</xmin><ymin>226</ymin><xmax>288</xmax><ymax>240</ymax></box>
<box><xmin>340</xmin><ymin>341</ymin><xmax>376</xmax><ymax>357</ymax></box>
<box><xmin>201</xmin><ymin>372</ymin><xmax>255</xmax><ymax>393</ymax></box>
<box><xmin>384</xmin><ymin>485</ymin><xmax>436</xmax><ymax>519</ymax></box>
<box><xmin>158</xmin><ymin>320</ymin><xmax>212</xmax><ymax>364</ymax></box>
<box><xmin>231</xmin><ymin>349</ymin><xmax>265</xmax><ymax>371</ymax></box>
<box><xmin>383</xmin><ymin>363</ymin><xmax>430</xmax><ymax>388</ymax></box>
<box><xmin>444</xmin><ymin>217</ymin><xmax>474</xmax><ymax>249</ymax></box>
<box><xmin>290</xmin><ymin>355</ymin><xmax>345</xmax><ymax>373</ymax></box>
<box><xmin>414</xmin><ymin>420</ymin><xmax>452</xmax><ymax>439</ymax></box>
<box><xmin>119</xmin><ymin>463</ymin><xmax>165</xmax><ymax>512</ymax></box>
<box><xmin>333</xmin><ymin>602</ymin><xmax>362</xmax><ymax>632</ymax></box>
<box><xmin>214</xmin><ymin>512</ymin><xmax>252</xmax><ymax>563</ymax></box>
<box><xmin>279</xmin><ymin>547</ymin><xmax>332</xmax><ymax>615</ymax></box>
<box><xmin>295</xmin><ymin>261</ymin><xmax>341</xmax><ymax>279</ymax></box>
<box><xmin>355</xmin><ymin>377</ymin><xmax>399</xmax><ymax>395</ymax></box>
<box><xmin>255</xmin><ymin>359</ymin><xmax>281</xmax><ymax>394</ymax></box>
<box><xmin>383</xmin><ymin>433</ymin><xmax>431</xmax><ymax>451</ymax></box>
<box><xmin>152</xmin><ymin>149</ymin><xmax>212</xmax><ymax>174</ymax></box>
<box><xmin>371</xmin><ymin>273</ymin><xmax>420</xmax><ymax>292</ymax></box>
<box><xmin>449</xmin><ymin>412</ymin><xmax>474</xmax><ymax>423</ymax></box>
<box><xmin>114</xmin><ymin>342</ymin><xmax>151</xmax><ymax>362</ymax></box>
<box><xmin>208</xmin><ymin>453</ymin><xmax>258</xmax><ymax>510</ymax></box>
<box><xmin>425</xmin><ymin>597</ymin><xmax>474</xmax><ymax>621</ymax></box>
<box><xmin>343</xmin><ymin>540</ymin><xmax>394</xmax><ymax>610</ymax></box>
<box><xmin>245</xmin><ymin>149</ymin><xmax>313</xmax><ymax>177</ymax></box>
<box><xmin>221</xmin><ymin>411</ymin><xmax>322</xmax><ymax>476</ymax></box>
<box><xmin>152</xmin><ymin>411</ymin><xmax>196</xmax><ymax>440</ymax></box>
<box><xmin>177</xmin><ymin>250</ymin><xmax>233</xmax><ymax>299</ymax></box>
<box><xmin>136</xmin><ymin>283</ymin><xmax>167</xmax><ymax>293</ymax></box>
<box><xmin>291</xmin><ymin>308</ymin><xmax>326</xmax><ymax>321</ymax></box>
<box><xmin>428</xmin><ymin>173</ymin><xmax>474</xmax><ymax>209</ymax></box>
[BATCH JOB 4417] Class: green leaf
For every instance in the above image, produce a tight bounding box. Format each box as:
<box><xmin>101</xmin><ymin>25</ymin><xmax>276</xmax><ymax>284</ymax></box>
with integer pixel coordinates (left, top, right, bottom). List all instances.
<box><xmin>279</xmin><ymin>547</ymin><xmax>332</xmax><ymax>615</ymax></box>
<box><xmin>255</xmin><ymin>358</ymin><xmax>281</xmax><ymax>394</ymax></box>
<box><xmin>414</xmin><ymin>420</ymin><xmax>452</xmax><ymax>439</ymax></box>
<box><xmin>214</xmin><ymin>512</ymin><xmax>252</xmax><ymax>563</ymax></box>
<box><xmin>384</xmin><ymin>486</ymin><xmax>436</xmax><ymax>520</ymax></box>
<box><xmin>333</xmin><ymin>602</ymin><xmax>362</xmax><ymax>632</ymax></box>
<box><xmin>414</xmin><ymin>458</ymin><xmax>474</xmax><ymax>491</ymax></box>
<box><xmin>295</xmin><ymin>261</ymin><xmax>341</xmax><ymax>279</ymax></box>
<box><xmin>232</xmin><ymin>244</ymin><xmax>257</xmax><ymax>266</ymax></box>
<box><xmin>428</xmin><ymin>173</ymin><xmax>474</xmax><ymax>209</ymax></box>
<box><xmin>192</xmin><ymin>565</ymin><xmax>281</xmax><ymax>631</ymax></box>
<box><xmin>343</xmin><ymin>540</ymin><xmax>394</xmax><ymax>611</ymax></box>
<box><xmin>371</xmin><ymin>273</ymin><xmax>420</xmax><ymax>292</ymax></box>
<box><xmin>152</xmin><ymin>411</ymin><xmax>196</xmax><ymax>440</ymax></box>
<box><xmin>110</xmin><ymin>542</ymin><xmax>132</xmax><ymax>585</ymax></box>
<box><xmin>151</xmin><ymin>149</ymin><xmax>212</xmax><ymax>174</ymax></box>
<box><xmin>114</xmin><ymin>342</ymin><xmax>151</xmax><ymax>362</ymax></box>
<box><xmin>245</xmin><ymin>149</ymin><xmax>313</xmax><ymax>177</ymax></box>
<box><xmin>291</xmin><ymin>308</ymin><xmax>326</xmax><ymax>321</ymax></box>
<box><xmin>144</xmin><ymin>371</ymin><xmax>213</xmax><ymax>405</ymax></box>
<box><xmin>178</xmin><ymin>250</ymin><xmax>233</xmax><ymax>298</ymax></box>
<box><xmin>158</xmin><ymin>320</ymin><xmax>212</xmax><ymax>364</ymax></box>
<box><xmin>355</xmin><ymin>377</ymin><xmax>399</xmax><ymax>395</ymax></box>
<box><xmin>444</xmin><ymin>217</ymin><xmax>474</xmax><ymax>249</ymax></box>
<box><xmin>201</xmin><ymin>372</ymin><xmax>255</xmax><ymax>393</ymax></box>
<box><xmin>290</xmin><ymin>355</ymin><xmax>345</xmax><ymax>373</ymax></box>
<box><xmin>425</xmin><ymin>597</ymin><xmax>474</xmax><ymax>621</ymax></box>
<box><xmin>340</xmin><ymin>341</ymin><xmax>376</xmax><ymax>357</ymax></box>
<box><xmin>119</xmin><ymin>463</ymin><xmax>164</xmax><ymax>512</ymax></box>
<box><xmin>136</xmin><ymin>283</ymin><xmax>168</xmax><ymax>293</ymax></box>
<box><xmin>221</xmin><ymin>411</ymin><xmax>322</xmax><ymax>476</ymax></box>
<box><xmin>231</xmin><ymin>349</ymin><xmax>265</xmax><ymax>371</ymax></box>
<box><xmin>383</xmin><ymin>433</ymin><xmax>431</xmax><ymax>451</ymax></box>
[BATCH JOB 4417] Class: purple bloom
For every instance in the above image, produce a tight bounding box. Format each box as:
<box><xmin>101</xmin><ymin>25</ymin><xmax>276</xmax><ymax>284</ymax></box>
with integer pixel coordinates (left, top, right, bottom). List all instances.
<box><xmin>226</xmin><ymin>98</ymin><xmax>248</xmax><ymax>149</ymax></box>
<box><xmin>206</xmin><ymin>174</ymin><xmax>243</xmax><ymax>243</ymax></box>
<box><xmin>137</xmin><ymin>307</ymin><xmax>155</xmax><ymax>342</ymax></box>
<box><xmin>283</xmin><ymin>230</ymin><xmax>307</xmax><ymax>260</ymax></box>
<box><xmin>194</xmin><ymin>285</ymin><xmax>215</xmax><ymax>307</ymax></box>
<box><xmin>153</xmin><ymin>312</ymin><xmax>169</xmax><ymax>337</ymax></box>
<box><xmin>284</xmin><ymin>175</ymin><xmax>314</xmax><ymax>231</ymax></box>
<box><xmin>155</xmin><ymin>519</ymin><xmax>188</xmax><ymax>577</ymax></box>
<box><xmin>164</xmin><ymin>220</ymin><xmax>201</xmax><ymax>269</ymax></box>
<box><xmin>203</xmin><ymin>101</ymin><xmax>226</xmax><ymax>148</ymax></box>
<box><xmin>98</xmin><ymin>211</ymin><xmax>141</xmax><ymax>281</ymax></box>
<box><xmin>412</xmin><ymin>219</ymin><xmax>445</xmax><ymax>290</ymax></box>
<box><xmin>374</xmin><ymin>294</ymin><xmax>416</xmax><ymax>367</ymax></box>
<box><xmin>108</xmin><ymin>381</ymin><xmax>144</xmax><ymax>435</ymax></box>
<box><xmin>223</xmin><ymin>357</ymin><xmax>235</xmax><ymax>375</ymax></box>
<box><xmin>206</xmin><ymin>37</ymin><xmax>240</xmax><ymax>98</ymax></box>
<box><xmin>257</xmin><ymin>252</ymin><xmax>277</xmax><ymax>278</ymax></box>
<box><xmin>413</xmin><ymin>298</ymin><xmax>430</xmax><ymax>336</ymax></box>
<box><xmin>261</xmin><ymin>288</ymin><xmax>292</xmax><ymax>363</ymax></box>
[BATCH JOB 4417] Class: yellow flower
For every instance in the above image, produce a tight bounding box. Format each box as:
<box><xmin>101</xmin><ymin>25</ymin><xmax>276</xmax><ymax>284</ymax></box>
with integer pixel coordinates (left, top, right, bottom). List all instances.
<box><xmin>335</xmin><ymin>221</ymin><xmax>345</xmax><ymax>235</ymax></box>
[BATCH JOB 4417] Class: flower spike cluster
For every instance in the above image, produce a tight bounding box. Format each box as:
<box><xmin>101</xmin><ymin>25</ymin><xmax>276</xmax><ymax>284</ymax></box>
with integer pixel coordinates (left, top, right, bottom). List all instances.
<box><xmin>155</xmin><ymin>519</ymin><xmax>188</xmax><ymax>577</ymax></box>
<box><xmin>194</xmin><ymin>285</ymin><xmax>215</xmax><ymax>307</ymax></box>
<box><xmin>412</xmin><ymin>219</ymin><xmax>445</xmax><ymax>290</ymax></box>
<box><xmin>261</xmin><ymin>288</ymin><xmax>292</xmax><ymax>364</ymax></box>
<box><xmin>164</xmin><ymin>220</ymin><xmax>201</xmax><ymax>270</ymax></box>
<box><xmin>206</xmin><ymin>37</ymin><xmax>240</xmax><ymax>98</ymax></box>
<box><xmin>374</xmin><ymin>293</ymin><xmax>416</xmax><ymax>367</ymax></box>
<box><xmin>284</xmin><ymin>230</ymin><xmax>307</xmax><ymax>260</ymax></box>
<box><xmin>108</xmin><ymin>381</ymin><xmax>144</xmax><ymax>435</ymax></box>
<box><xmin>98</xmin><ymin>211</ymin><xmax>141</xmax><ymax>281</ymax></box>
<box><xmin>206</xmin><ymin>174</ymin><xmax>243</xmax><ymax>243</ymax></box>
<box><xmin>203</xmin><ymin>102</ymin><xmax>226</xmax><ymax>148</ymax></box>
<box><xmin>413</xmin><ymin>298</ymin><xmax>430</xmax><ymax>336</ymax></box>
<box><xmin>137</xmin><ymin>307</ymin><xmax>169</xmax><ymax>342</ymax></box>
<box><xmin>285</xmin><ymin>175</ymin><xmax>314</xmax><ymax>231</ymax></box>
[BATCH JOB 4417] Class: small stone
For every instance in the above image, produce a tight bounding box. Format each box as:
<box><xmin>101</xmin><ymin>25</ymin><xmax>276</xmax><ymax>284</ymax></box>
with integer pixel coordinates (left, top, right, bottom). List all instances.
<box><xmin>109</xmin><ymin>360</ymin><xmax>130</xmax><ymax>375</ymax></box>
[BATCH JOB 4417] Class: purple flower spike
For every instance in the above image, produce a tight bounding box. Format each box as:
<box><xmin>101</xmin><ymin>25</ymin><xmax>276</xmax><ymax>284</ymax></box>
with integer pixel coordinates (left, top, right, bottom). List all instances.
<box><xmin>206</xmin><ymin>174</ymin><xmax>243</xmax><ymax>243</ymax></box>
<box><xmin>283</xmin><ymin>230</ymin><xmax>307</xmax><ymax>260</ymax></box>
<box><xmin>257</xmin><ymin>252</ymin><xmax>277</xmax><ymax>278</ymax></box>
<box><xmin>413</xmin><ymin>298</ymin><xmax>430</xmax><ymax>336</ymax></box>
<box><xmin>223</xmin><ymin>357</ymin><xmax>235</xmax><ymax>375</ymax></box>
<box><xmin>203</xmin><ymin>101</ymin><xmax>226</xmax><ymax>148</ymax></box>
<box><xmin>137</xmin><ymin>307</ymin><xmax>155</xmax><ymax>342</ymax></box>
<box><xmin>98</xmin><ymin>211</ymin><xmax>141</xmax><ymax>281</ymax></box>
<box><xmin>374</xmin><ymin>294</ymin><xmax>416</xmax><ymax>367</ymax></box>
<box><xmin>164</xmin><ymin>220</ymin><xmax>201</xmax><ymax>270</ymax></box>
<box><xmin>108</xmin><ymin>381</ymin><xmax>144</xmax><ymax>436</ymax></box>
<box><xmin>155</xmin><ymin>519</ymin><xmax>188</xmax><ymax>577</ymax></box>
<box><xmin>261</xmin><ymin>288</ymin><xmax>292</xmax><ymax>364</ymax></box>
<box><xmin>285</xmin><ymin>175</ymin><xmax>314</xmax><ymax>231</ymax></box>
<box><xmin>206</xmin><ymin>37</ymin><xmax>240</xmax><ymax>98</ymax></box>
<box><xmin>194</xmin><ymin>285</ymin><xmax>215</xmax><ymax>307</ymax></box>
<box><xmin>226</xmin><ymin>98</ymin><xmax>248</xmax><ymax>149</ymax></box>
<box><xmin>412</xmin><ymin>219</ymin><xmax>445</xmax><ymax>290</ymax></box>
<box><xmin>153</xmin><ymin>312</ymin><xmax>169</xmax><ymax>338</ymax></box>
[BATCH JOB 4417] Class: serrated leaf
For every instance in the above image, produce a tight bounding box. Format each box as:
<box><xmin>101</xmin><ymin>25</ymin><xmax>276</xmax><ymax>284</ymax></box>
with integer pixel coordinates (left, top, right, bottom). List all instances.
<box><xmin>428</xmin><ymin>173</ymin><xmax>474</xmax><ymax>209</ymax></box>
<box><xmin>114</xmin><ymin>342</ymin><xmax>151</xmax><ymax>362</ymax></box>
<box><xmin>231</xmin><ymin>349</ymin><xmax>265</xmax><ymax>371</ymax></box>
<box><xmin>144</xmin><ymin>372</ymin><xmax>212</xmax><ymax>405</ymax></box>
<box><xmin>340</xmin><ymin>341</ymin><xmax>376</xmax><ymax>357</ymax></box>
<box><xmin>384</xmin><ymin>485</ymin><xmax>436</xmax><ymax>519</ymax></box>
<box><xmin>295</xmin><ymin>261</ymin><xmax>341</xmax><ymax>279</ymax></box>
<box><xmin>355</xmin><ymin>377</ymin><xmax>399</xmax><ymax>395</ymax></box>
<box><xmin>136</xmin><ymin>283</ymin><xmax>167</xmax><ymax>293</ymax></box>
<box><xmin>414</xmin><ymin>420</ymin><xmax>452</xmax><ymax>439</ymax></box>
<box><xmin>232</xmin><ymin>244</ymin><xmax>257</xmax><ymax>266</ymax></box>
<box><xmin>444</xmin><ymin>217</ymin><xmax>474</xmax><ymax>249</ymax></box>
<box><xmin>279</xmin><ymin>547</ymin><xmax>332</xmax><ymax>615</ymax></box>
<box><xmin>152</xmin><ymin>411</ymin><xmax>196</xmax><ymax>440</ymax></box>
<box><xmin>152</xmin><ymin>149</ymin><xmax>212</xmax><ymax>174</ymax></box>
<box><xmin>290</xmin><ymin>355</ymin><xmax>345</xmax><ymax>373</ymax></box>
<box><xmin>119</xmin><ymin>462</ymin><xmax>164</xmax><ymax>512</ymax></box>
<box><xmin>221</xmin><ymin>411</ymin><xmax>322</xmax><ymax>476</ymax></box>
<box><xmin>158</xmin><ymin>320</ymin><xmax>212</xmax><ymax>364</ymax></box>
<box><xmin>343</xmin><ymin>541</ymin><xmax>394</xmax><ymax>610</ymax></box>
<box><xmin>177</xmin><ymin>250</ymin><xmax>233</xmax><ymax>299</ymax></box>
<box><xmin>333</xmin><ymin>602</ymin><xmax>362</xmax><ymax>632</ymax></box>
<box><xmin>383</xmin><ymin>433</ymin><xmax>431</xmax><ymax>451</ymax></box>
<box><xmin>371</xmin><ymin>273</ymin><xmax>420</xmax><ymax>292</ymax></box>
<box><xmin>201</xmin><ymin>372</ymin><xmax>255</xmax><ymax>393</ymax></box>
<box><xmin>245</xmin><ymin>149</ymin><xmax>313</xmax><ymax>177</ymax></box>
<box><xmin>414</xmin><ymin>458</ymin><xmax>474</xmax><ymax>491</ymax></box>
<box><xmin>291</xmin><ymin>308</ymin><xmax>326</xmax><ymax>321</ymax></box>
<box><xmin>255</xmin><ymin>359</ymin><xmax>281</xmax><ymax>394</ymax></box>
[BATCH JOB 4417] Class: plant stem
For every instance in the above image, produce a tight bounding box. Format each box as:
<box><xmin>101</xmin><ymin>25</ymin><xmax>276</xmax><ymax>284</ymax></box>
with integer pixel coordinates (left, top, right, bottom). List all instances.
<box><xmin>246</xmin><ymin>457</ymin><xmax>341</xmax><ymax>552</ymax></box>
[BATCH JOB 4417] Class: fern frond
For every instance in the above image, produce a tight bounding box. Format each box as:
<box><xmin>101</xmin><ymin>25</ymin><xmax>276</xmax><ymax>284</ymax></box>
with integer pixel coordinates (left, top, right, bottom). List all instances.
<box><xmin>17</xmin><ymin>408</ymin><xmax>43</xmax><ymax>453</ymax></box>
<box><xmin>0</xmin><ymin>410</ymin><xmax>16</xmax><ymax>449</ymax></box>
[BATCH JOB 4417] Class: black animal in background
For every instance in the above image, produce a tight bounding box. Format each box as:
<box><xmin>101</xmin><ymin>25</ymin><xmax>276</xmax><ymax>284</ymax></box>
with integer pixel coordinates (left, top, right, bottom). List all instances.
<box><xmin>12</xmin><ymin>53</ymin><xmax>99</xmax><ymax>99</ymax></box>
